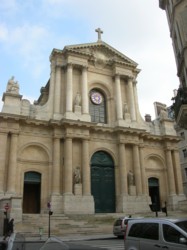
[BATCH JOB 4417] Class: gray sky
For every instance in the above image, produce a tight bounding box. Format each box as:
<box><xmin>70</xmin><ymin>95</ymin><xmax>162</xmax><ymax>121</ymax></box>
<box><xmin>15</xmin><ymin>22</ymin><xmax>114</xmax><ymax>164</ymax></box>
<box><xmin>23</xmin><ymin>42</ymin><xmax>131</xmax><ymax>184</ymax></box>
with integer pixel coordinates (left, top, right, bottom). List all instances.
<box><xmin>0</xmin><ymin>0</ymin><xmax>179</xmax><ymax>119</ymax></box>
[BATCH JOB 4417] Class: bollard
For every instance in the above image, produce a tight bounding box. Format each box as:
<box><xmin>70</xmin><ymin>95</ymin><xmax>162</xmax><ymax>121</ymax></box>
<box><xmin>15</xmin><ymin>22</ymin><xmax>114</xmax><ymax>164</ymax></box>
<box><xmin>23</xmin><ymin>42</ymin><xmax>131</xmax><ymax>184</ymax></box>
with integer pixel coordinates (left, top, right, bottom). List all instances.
<box><xmin>39</xmin><ymin>227</ymin><xmax>43</xmax><ymax>240</ymax></box>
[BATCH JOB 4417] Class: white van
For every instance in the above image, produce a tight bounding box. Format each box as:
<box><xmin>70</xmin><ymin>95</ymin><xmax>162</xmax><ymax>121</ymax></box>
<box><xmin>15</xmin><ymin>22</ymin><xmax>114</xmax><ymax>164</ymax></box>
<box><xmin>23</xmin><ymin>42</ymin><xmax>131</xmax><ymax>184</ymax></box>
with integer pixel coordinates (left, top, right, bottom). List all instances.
<box><xmin>124</xmin><ymin>218</ymin><xmax>187</xmax><ymax>250</ymax></box>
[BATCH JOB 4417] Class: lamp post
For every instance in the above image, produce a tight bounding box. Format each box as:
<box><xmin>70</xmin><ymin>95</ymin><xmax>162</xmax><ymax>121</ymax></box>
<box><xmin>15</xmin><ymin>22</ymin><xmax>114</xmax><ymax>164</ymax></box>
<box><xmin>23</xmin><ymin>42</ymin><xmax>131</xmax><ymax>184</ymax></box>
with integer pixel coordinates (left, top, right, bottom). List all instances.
<box><xmin>47</xmin><ymin>202</ymin><xmax>53</xmax><ymax>238</ymax></box>
<box><xmin>3</xmin><ymin>203</ymin><xmax>10</xmax><ymax>237</ymax></box>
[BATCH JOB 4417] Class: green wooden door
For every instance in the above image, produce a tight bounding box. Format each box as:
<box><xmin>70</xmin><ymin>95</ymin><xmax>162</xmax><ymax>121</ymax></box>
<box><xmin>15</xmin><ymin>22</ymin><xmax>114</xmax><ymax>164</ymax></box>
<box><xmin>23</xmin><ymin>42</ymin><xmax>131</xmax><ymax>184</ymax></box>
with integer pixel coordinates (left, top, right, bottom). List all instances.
<box><xmin>91</xmin><ymin>151</ymin><xmax>115</xmax><ymax>213</ymax></box>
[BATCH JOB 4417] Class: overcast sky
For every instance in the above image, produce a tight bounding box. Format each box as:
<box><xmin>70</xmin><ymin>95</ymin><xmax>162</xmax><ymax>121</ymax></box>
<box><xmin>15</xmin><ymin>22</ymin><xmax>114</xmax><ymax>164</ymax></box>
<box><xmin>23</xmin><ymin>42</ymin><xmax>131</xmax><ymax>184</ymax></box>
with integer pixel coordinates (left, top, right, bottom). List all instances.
<box><xmin>0</xmin><ymin>0</ymin><xmax>179</xmax><ymax>119</ymax></box>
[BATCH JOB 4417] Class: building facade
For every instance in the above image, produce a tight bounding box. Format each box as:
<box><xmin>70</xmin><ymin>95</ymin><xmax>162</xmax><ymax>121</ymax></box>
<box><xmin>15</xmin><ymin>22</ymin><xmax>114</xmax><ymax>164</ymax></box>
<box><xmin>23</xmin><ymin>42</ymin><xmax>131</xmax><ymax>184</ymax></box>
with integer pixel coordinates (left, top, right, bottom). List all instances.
<box><xmin>175</xmin><ymin>126</ymin><xmax>187</xmax><ymax>196</ymax></box>
<box><xmin>0</xmin><ymin>31</ymin><xmax>185</xmax><ymax>226</ymax></box>
<box><xmin>159</xmin><ymin>0</ymin><xmax>187</xmax><ymax>127</ymax></box>
<box><xmin>159</xmin><ymin>0</ymin><xmax>187</xmax><ymax>197</ymax></box>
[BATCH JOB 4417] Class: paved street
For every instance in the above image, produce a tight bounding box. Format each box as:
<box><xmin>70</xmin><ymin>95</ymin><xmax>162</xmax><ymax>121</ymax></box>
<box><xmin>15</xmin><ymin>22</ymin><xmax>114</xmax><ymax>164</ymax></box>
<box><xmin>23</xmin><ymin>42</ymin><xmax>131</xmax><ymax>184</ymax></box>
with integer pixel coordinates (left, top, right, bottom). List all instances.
<box><xmin>70</xmin><ymin>238</ymin><xmax>124</xmax><ymax>250</ymax></box>
<box><xmin>10</xmin><ymin>236</ymin><xmax>124</xmax><ymax>250</ymax></box>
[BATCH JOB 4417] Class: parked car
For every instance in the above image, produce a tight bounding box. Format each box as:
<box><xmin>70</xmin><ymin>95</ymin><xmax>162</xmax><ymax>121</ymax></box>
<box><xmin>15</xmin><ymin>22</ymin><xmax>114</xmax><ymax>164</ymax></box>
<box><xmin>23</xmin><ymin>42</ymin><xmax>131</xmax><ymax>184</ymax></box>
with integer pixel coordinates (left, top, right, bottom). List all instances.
<box><xmin>113</xmin><ymin>216</ymin><xmax>141</xmax><ymax>238</ymax></box>
<box><xmin>124</xmin><ymin>218</ymin><xmax>187</xmax><ymax>250</ymax></box>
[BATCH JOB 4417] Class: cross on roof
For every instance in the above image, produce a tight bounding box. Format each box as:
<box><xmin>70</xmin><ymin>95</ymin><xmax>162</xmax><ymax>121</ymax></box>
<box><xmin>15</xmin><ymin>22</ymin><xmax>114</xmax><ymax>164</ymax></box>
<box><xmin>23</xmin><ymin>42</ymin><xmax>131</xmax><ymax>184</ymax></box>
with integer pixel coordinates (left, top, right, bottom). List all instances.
<box><xmin>95</xmin><ymin>28</ymin><xmax>103</xmax><ymax>42</ymax></box>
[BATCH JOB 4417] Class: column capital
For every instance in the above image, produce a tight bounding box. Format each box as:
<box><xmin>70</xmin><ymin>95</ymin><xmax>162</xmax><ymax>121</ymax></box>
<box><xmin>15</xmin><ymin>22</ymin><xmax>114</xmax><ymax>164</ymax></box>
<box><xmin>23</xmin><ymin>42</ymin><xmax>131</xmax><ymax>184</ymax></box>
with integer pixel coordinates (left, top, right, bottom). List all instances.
<box><xmin>67</xmin><ymin>62</ymin><xmax>73</xmax><ymax>68</ymax></box>
<box><xmin>114</xmin><ymin>73</ymin><xmax>120</xmax><ymax>78</ymax></box>
<box><xmin>50</xmin><ymin>61</ymin><xmax>56</xmax><ymax>72</ymax></box>
<box><xmin>65</xmin><ymin>135</ymin><xmax>73</xmax><ymax>140</ymax></box>
<box><xmin>9</xmin><ymin>131</ymin><xmax>19</xmax><ymax>136</ymax></box>
<box><xmin>82</xmin><ymin>65</ymin><xmax>88</xmax><ymax>70</ymax></box>
<box><xmin>128</xmin><ymin>76</ymin><xmax>134</xmax><ymax>81</ymax></box>
<box><xmin>53</xmin><ymin>135</ymin><xmax>61</xmax><ymax>140</ymax></box>
<box><xmin>164</xmin><ymin>147</ymin><xmax>173</xmax><ymax>152</ymax></box>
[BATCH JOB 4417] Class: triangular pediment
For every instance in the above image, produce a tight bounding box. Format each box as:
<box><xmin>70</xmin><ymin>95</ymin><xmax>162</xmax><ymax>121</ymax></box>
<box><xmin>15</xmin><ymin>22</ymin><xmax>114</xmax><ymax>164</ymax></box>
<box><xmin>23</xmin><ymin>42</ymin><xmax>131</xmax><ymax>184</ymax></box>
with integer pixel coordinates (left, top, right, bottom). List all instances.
<box><xmin>63</xmin><ymin>41</ymin><xmax>138</xmax><ymax>68</ymax></box>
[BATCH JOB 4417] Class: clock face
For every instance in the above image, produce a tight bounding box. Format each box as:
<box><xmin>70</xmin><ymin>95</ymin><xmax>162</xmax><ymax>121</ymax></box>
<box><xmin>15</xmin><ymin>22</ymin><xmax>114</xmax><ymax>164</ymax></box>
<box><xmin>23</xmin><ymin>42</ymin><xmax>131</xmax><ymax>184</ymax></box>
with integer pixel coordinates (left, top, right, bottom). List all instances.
<box><xmin>91</xmin><ymin>92</ymin><xmax>102</xmax><ymax>104</ymax></box>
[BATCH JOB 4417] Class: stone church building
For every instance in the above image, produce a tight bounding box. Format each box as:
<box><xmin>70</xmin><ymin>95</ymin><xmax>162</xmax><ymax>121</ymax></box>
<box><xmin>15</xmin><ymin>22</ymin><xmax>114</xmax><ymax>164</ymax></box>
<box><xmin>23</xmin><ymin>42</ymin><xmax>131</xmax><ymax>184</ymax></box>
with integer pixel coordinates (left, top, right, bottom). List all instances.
<box><xmin>0</xmin><ymin>29</ymin><xmax>185</xmax><ymax>223</ymax></box>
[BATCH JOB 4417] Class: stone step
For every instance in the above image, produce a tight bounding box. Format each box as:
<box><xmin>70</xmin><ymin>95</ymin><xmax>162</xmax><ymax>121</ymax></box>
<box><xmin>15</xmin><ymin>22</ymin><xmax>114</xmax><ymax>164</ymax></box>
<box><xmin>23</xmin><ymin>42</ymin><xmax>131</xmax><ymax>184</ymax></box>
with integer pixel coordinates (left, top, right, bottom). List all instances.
<box><xmin>15</xmin><ymin>211</ymin><xmax>187</xmax><ymax>237</ymax></box>
<box><xmin>15</xmin><ymin>213</ymin><xmax>115</xmax><ymax>237</ymax></box>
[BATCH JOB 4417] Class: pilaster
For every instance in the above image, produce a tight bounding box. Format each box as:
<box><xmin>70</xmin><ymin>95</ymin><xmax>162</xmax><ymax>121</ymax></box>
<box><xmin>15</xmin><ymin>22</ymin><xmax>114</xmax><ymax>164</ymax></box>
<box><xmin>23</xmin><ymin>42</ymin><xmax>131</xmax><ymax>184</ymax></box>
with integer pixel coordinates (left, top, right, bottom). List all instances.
<box><xmin>128</xmin><ymin>77</ymin><xmax>136</xmax><ymax>121</ymax></box>
<box><xmin>7</xmin><ymin>133</ymin><xmax>18</xmax><ymax>195</ymax></box>
<box><xmin>114</xmin><ymin>74</ymin><xmax>123</xmax><ymax>120</ymax></box>
<box><xmin>0</xmin><ymin>132</ymin><xmax>8</xmax><ymax>194</ymax></box>
<box><xmin>82</xmin><ymin>139</ymin><xmax>91</xmax><ymax>195</ymax></box>
<box><xmin>66</xmin><ymin>63</ymin><xmax>73</xmax><ymax>113</ymax></box>
<box><xmin>133</xmin><ymin>144</ymin><xmax>142</xmax><ymax>195</ymax></box>
<box><xmin>165</xmin><ymin>148</ymin><xmax>176</xmax><ymax>195</ymax></box>
<box><xmin>64</xmin><ymin>137</ymin><xmax>73</xmax><ymax>194</ymax></box>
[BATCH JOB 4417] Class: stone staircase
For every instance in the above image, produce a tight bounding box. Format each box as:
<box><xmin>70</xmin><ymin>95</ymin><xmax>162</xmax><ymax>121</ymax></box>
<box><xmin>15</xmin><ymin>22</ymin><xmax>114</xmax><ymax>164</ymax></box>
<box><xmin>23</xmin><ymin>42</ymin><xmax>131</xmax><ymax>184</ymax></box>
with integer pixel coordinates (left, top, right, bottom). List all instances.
<box><xmin>14</xmin><ymin>210</ymin><xmax>187</xmax><ymax>238</ymax></box>
<box><xmin>15</xmin><ymin>213</ymin><xmax>116</xmax><ymax>237</ymax></box>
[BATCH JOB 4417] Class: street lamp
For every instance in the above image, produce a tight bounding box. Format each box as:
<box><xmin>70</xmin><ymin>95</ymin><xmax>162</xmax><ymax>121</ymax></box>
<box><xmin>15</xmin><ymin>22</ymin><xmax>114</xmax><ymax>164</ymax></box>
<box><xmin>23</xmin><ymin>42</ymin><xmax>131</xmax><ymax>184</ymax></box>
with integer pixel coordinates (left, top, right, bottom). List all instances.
<box><xmin>47</xmin><ymin>202</ymin><xmax>53</xmax><ymax>238</ymax></box>
<box><xmin>3</xmin><ymin>203</ymin><xmax>10</xmax><ymax>237</ymax></box>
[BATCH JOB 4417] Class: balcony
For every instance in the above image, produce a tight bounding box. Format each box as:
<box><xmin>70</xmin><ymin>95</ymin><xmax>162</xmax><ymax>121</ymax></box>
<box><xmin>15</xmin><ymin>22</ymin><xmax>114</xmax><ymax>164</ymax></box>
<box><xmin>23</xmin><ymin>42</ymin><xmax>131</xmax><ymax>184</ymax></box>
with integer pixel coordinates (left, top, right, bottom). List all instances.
<box><xmin>172</xmin><ymin>87</ymin><xmax>187</xmax><ymax>128</ymax></box>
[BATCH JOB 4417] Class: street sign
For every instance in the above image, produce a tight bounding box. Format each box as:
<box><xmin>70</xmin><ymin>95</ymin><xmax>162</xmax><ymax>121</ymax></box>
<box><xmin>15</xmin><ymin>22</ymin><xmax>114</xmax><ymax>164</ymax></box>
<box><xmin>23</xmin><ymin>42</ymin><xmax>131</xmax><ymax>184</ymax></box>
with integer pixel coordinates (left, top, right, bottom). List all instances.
<box><xmin>4</xmin><ymin>203</ymin><xmax>9</xmax><ymax>211</ymax></box>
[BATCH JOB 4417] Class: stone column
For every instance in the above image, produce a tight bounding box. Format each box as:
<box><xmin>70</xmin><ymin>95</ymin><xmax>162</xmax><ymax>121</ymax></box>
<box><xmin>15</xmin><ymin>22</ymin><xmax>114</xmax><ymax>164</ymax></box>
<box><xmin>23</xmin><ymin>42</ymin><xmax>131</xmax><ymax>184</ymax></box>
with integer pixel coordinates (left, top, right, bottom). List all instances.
<box><xmin>64</xmin><ymin>137</ymin><xmax>73</xmax><ymax>194</ymax></box>
<box><xmin>82</xmin><ymin>66</ymin><xmax>89</xmax><ymax>114</ymax></box>
<box><xmin>54</xmin><ymin>66</ymin><xmax>61</xmax><ymax>115</ymax></box>
<box><xmin>172</xmin><ymin>150</ymin><xmax>184</xmax><ymax>195</ymax></box>
<box><xmin>133</xmin><ymin>144</ymin><xmax>142</xmax><ymax>195</ymax></box>
<box><xmin>52</xmin><ymin>137</ymin><xmax>61</xmax><ymax>194</ymax></box>
<box><xmin>49</xmin><ymin>61</ymin><xmax>56</xmax><ymax>114</ymax></box>
<box><xmin>66</xmin><ymin>64</ymin><xmax>73</xmax><ymax>113</ymax></box>
<box><xmin>119</xmin><ymin>143</ymin><xmax>128</xmax><ymax>195</ymax></box>
<box><xmin>0</xmin><ymin>132</ymin><xmax>8</xmax><ymax>193</ymax></box>
<box><xmin>82</xmin><ymin>139</ymin><xmax>91</xmax><ymax>195</ymax></box>
<box><xmin>139</xmin><ymin>144</ymin><xmax>146</xmax><ymax>195</ymax></box>
<box><xmin>165</xmin><ymin>149</ymin><xmax>176</xmax><ymax>195</ymax></box>
<box><xmin>7</xmin><ymin>133</ymin><xmax>18</xmax><ymax>194</ymax></box>
<box><xmin>133</xmin><ymin>80</ymin><xmax>138</xmax><ymax>121</ymax></box>
<box><xmin>128</xmin><ymin>77</ymin><xmax>136</xmax><ymax>121</ymax></box>
<box><xmin>115</xmin><ymin>74</ymin><xmax>123</xmax><ymax>120</ymax></box>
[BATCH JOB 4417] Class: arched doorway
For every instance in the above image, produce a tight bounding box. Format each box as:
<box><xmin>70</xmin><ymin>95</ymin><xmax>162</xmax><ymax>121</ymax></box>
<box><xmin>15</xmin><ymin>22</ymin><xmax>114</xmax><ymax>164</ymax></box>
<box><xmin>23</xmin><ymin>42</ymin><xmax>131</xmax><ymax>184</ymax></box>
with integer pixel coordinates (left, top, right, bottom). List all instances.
<box><xmin>91</xmin><ymin>151</ymin><xmax>115</xmax><ymax>213</ymax></box>
<box><xmin>148</xmin><ymin>177</ymin><xmax>161</xmax><ymax>211</ymax></box>
<box><xmin>23</xmin><ymin>171</ymin><xmax>41</xmax><ymax>214</ymax></box>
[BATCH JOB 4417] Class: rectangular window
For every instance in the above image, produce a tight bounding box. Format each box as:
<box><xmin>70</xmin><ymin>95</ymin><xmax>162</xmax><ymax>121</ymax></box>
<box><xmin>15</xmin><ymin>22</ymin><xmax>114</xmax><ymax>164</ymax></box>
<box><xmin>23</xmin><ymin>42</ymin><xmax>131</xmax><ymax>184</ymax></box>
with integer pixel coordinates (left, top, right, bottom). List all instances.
<box><xmin>163</xmin><ymin>224</ymin><xmax>182</xmax><ymax>243</ymax></box>
<box><xmin>129</xmin><ymin>223</ymin><xmax>159</xmax><ymax>240</ymax></box>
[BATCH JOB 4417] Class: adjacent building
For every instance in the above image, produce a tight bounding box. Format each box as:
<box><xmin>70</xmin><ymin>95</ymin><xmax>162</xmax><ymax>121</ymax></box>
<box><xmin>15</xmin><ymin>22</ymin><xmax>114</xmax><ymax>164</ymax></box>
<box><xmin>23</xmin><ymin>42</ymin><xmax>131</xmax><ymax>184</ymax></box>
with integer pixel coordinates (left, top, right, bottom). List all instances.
<box><xmin>159</xmin><ymin>0</ymin><xmax>187</xmax><ymax>196</ymax></box>
<box><xmin>159</xmin><ymin>0</ymin><xmax>187</xmax><ymax>128</ymax></box>
<box><xmin>0</xmin><ymin>30</ymin><xmax>185</xmax><ymax>229</ymax></box>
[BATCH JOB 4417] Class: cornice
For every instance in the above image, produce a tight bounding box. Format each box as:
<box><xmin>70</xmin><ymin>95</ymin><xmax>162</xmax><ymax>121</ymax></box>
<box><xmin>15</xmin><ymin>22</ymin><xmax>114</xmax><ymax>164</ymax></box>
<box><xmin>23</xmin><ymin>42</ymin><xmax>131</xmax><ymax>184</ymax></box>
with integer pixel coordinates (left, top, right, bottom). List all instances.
<box><xmin>0</xmin><ymin>114</ymin><xmax>180</xmax><ymax>144</ymax></box>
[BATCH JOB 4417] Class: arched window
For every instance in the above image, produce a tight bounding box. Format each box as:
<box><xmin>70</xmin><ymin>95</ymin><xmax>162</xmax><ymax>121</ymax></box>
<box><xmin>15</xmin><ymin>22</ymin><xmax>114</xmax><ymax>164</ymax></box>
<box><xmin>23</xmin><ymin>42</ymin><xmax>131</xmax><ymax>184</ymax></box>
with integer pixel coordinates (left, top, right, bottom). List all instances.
<box><xmin>89</xmin><ymin>89</ymin><xmax>106</xmax><ymax>123</ymax></box>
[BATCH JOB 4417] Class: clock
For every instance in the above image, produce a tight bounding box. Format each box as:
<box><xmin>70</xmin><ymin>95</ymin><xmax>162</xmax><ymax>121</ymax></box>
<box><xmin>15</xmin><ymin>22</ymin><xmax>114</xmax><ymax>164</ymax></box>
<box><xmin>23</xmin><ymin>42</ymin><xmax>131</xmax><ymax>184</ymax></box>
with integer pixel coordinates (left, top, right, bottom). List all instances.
<box><xmin>91</xmin><ymin>92</ymin><xmax>102</xmax><ymax>104</ymax></box>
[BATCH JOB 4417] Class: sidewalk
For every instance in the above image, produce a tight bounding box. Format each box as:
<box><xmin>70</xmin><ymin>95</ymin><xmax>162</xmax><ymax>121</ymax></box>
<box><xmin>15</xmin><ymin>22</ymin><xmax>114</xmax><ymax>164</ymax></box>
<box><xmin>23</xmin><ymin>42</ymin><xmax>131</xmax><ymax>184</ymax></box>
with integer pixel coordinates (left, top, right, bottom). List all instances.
<box><xmin>25</xmin><ymin>233</ymin><xmax>115</xmax><ymax>242</ymax></box>
<box><xmin>1</xmin><ymin>232</ymin><xmax>114</xmax><ymax>248</ymax></box>
<box><xmin>0</xmin><ymin>233</ymin><xmax>15</xmax><ymax>250</ymax></box>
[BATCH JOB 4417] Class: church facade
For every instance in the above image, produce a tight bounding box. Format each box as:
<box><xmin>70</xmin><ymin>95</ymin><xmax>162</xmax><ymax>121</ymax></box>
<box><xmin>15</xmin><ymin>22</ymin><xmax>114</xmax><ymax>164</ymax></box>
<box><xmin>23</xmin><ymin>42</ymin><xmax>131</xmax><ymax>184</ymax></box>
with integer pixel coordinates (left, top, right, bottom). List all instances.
<box><xmin>0</xmin><ymin>30</ymin><xmax>185</xmax><ymax>223</ymax></box>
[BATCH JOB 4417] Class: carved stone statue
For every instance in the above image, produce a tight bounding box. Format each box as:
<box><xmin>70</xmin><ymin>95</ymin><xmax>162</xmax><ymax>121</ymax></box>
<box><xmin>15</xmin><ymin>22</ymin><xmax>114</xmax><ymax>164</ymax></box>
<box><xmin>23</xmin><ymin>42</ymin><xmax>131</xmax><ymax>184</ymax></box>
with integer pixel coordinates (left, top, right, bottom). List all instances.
<box><xmin>6</xmin><ymin>76</ymin><xmax>19</xmax><ymax>94</ymax></box>
<box><xmin>74</xmin><ymin>93</ymin><xmax>81</xmax><ymax>106</ymax></box>
<box><xmin>128</xmin><ymin>170</ymin><xmax>135</xmax><ymax>186</ymax></box>
<box><xmin>74</xmin><ymin>166</ymin><xmax>81</xmax><ymax>184</ymax></box>
<box><xmin>123</xmin><ymin>102</ymin><xmax>129</xmax><ymax>113</ymax></box>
